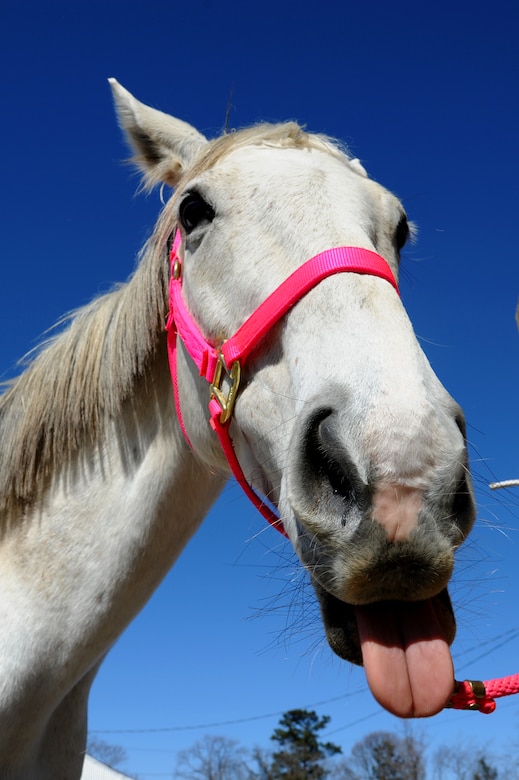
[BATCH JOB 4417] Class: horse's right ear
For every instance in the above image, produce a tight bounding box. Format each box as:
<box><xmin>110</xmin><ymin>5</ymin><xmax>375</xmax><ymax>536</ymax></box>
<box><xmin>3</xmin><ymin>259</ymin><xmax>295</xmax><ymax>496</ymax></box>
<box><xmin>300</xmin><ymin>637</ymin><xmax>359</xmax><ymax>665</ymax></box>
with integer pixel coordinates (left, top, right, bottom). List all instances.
<box><xmin>109</xmin><ymin>78</ymin><xmax>208</xmax><ymax>189</ymax></box>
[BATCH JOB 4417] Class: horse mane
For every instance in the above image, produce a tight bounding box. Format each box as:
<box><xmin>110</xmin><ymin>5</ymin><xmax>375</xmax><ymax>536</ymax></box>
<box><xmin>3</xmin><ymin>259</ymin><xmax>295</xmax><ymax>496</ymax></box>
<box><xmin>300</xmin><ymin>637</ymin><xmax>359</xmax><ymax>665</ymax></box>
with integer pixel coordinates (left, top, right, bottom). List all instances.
<box><xmin>182</xmin><ymin>121</ymin><xmax>348</xmax><ymax>180</ymax></box>
<box><xmin>0</xmin><ymin>122</ymin><xmax>351</xmax><ymax>516</ymax></box>
<box><xmin>0</xmin><ymin>228</ymin><xmax>171</xmax><ymax>515</ymax></box>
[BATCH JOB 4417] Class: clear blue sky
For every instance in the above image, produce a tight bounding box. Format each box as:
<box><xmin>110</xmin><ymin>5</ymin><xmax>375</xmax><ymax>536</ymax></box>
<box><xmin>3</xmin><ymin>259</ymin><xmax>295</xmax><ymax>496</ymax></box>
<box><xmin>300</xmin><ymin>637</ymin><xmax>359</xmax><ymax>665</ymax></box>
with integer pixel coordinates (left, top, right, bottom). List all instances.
<box><xmin>1</xmin><ymin>0</ymin><xmax>519</xmax><ymax>777</ymax></box>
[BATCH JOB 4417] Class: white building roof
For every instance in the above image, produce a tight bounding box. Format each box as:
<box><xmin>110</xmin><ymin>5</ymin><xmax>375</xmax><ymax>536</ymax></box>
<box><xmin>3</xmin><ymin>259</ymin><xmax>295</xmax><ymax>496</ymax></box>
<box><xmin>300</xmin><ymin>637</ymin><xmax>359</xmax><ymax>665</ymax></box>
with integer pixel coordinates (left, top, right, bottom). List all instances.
<box><xmin>82</xmin><ymin>755</ymin><xmax>134</xmax><ymax>779</ymax></box>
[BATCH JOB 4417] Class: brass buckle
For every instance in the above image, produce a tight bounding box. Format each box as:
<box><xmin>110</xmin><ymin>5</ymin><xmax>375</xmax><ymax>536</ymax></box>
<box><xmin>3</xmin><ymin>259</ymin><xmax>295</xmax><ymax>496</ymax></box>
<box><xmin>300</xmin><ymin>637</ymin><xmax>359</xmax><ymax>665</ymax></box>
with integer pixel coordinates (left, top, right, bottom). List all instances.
<box><xmin>447</xmin><ymin>679</ymin><xmax>487</xmax><ymax>710</ymax></box>
<box><xmin>210</xmin><ymin>352</ymin><xmax>241</xmax><ymax>424</ymax></box>
<box><xmin>463</xmin><ymin>679</ymin><xmax>487</xmax><ymax>710</ymax></box>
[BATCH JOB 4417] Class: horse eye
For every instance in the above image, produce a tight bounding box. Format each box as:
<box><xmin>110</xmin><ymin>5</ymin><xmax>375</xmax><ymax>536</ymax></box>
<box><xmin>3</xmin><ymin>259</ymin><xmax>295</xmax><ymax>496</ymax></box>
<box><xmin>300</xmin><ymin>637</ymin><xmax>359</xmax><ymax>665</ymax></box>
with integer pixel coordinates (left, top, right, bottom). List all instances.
<box><xmin>178</xmin><ymin>192</ymin><xmax>215</xmax><ymax>234</ymax></box>
<box><xmin>395</xmin><ymin>216</ymin><xmax>410</xmax><ymax>252</ymax></box>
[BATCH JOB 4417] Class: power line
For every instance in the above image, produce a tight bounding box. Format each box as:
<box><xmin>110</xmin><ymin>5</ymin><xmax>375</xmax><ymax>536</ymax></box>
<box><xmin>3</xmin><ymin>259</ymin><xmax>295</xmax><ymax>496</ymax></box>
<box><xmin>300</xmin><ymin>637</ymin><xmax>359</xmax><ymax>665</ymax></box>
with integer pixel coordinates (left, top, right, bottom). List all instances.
<box><xmin>90</xmin><ymin>626</ymin><xmax>519</xmax><ymax>736</ymax></box>
<box><xmin>89</xmin><ymin>690</ymin><xmax>365</xmax><ymax>734</ymax></box>
<box><xmin>453</xmin><ymin>625</ymin><xmax>519</xmax><ymax>668</ymax></box>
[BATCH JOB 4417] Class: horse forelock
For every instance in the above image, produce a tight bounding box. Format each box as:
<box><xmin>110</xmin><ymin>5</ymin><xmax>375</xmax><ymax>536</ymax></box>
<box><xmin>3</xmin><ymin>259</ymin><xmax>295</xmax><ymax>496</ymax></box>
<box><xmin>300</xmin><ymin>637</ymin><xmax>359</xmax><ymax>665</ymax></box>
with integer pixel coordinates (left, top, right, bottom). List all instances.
<box><xmin>179</xmin><ymin>121</ymin><xmax>351</xmax><ymax>184</ymax></box>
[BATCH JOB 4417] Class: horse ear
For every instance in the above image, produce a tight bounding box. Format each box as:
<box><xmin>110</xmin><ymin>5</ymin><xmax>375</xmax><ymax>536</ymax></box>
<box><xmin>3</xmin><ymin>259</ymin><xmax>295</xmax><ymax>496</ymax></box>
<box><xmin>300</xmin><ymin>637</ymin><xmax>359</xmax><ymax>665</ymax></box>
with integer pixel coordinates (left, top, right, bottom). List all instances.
<box><xmin>109</xmin><ymin>78</ymin><xmax>208</xmax><ymax>189</ymax></box>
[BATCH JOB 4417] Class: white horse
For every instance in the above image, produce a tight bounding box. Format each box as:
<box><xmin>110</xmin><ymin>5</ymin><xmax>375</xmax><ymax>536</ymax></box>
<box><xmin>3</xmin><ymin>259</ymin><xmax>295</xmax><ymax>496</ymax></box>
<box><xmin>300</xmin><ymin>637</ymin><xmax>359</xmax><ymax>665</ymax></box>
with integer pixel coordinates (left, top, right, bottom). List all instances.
<box><xmin>0</xmin><ymin>80</ymin><xmax>475</xmax><ymax>779</ymax></box>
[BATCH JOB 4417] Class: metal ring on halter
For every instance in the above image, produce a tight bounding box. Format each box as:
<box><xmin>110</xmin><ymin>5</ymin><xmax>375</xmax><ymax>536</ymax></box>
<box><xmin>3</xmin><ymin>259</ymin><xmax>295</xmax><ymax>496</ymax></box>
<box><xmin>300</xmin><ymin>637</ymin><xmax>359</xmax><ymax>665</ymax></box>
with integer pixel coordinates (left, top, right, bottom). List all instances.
<box><xmin>209</xmin><ymin>352</ymin><xmax>241</xmax><ymax>425</ymax></box>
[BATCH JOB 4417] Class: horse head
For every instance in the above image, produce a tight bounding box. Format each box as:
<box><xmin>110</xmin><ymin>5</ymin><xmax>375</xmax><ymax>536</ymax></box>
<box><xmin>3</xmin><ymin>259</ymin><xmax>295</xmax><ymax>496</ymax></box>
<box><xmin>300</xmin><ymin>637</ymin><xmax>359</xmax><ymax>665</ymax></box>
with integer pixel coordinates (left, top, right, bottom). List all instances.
<box><xmin>111</xmin><ymin>80</ymin><xmax>476</xmax><ymax>718</ymax></box>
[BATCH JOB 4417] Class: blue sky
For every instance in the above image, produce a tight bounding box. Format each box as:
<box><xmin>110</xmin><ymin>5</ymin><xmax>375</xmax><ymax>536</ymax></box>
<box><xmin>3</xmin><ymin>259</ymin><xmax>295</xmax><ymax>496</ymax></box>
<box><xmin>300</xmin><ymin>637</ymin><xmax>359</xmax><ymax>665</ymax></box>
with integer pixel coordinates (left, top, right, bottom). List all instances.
<box><xmin>2</xmin><ymin>0</ymin><xmax>519</xmax><ymax>777</ymax></box>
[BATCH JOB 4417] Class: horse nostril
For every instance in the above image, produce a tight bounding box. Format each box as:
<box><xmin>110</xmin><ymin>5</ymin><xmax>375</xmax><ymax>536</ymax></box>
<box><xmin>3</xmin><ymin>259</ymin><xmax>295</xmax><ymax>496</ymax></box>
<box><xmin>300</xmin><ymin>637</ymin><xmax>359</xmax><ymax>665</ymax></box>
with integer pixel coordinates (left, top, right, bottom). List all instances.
<box><xmin>454</xmin><ymin>410</ymin><xmax>468</xmax><ymax>440</ymax></box>
<box><xmin>450</xmin><ymin>459</ymin><xmax>475</xmax><ymax>543</ymax></box>
<box><xmin>301</xmin><ymin>408</ymin><xmax>366</xmax><ymax>520</ymax></box>
<box><xmin>447</xmin><ymin>407</ymin><xmax>475</xmax><ymax>540</ymax></box>
<box><xmin>318</xmin><ymin>417</ymin><xmax>354</xmax><ymax>496</ymax></box>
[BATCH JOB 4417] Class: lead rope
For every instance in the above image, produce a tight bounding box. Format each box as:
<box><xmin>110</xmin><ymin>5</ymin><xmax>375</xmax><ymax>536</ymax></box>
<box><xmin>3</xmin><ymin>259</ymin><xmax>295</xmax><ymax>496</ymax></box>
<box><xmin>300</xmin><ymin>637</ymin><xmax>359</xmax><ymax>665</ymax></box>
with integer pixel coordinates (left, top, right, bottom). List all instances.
<box><xmin>447</xmin><ymin>674</ymin><xmax>519</xmax><ymax>713</ymax></box>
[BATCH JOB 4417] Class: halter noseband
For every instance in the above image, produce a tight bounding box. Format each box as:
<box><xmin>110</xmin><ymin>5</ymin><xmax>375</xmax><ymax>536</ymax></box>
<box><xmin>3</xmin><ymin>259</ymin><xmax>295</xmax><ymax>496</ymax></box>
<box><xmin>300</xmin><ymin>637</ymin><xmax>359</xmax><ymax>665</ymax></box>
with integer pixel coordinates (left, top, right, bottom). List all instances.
<box><xmin>165</xmin><ymin>230</ymin><xmax>399</xmax><ymax>537</ymax></box>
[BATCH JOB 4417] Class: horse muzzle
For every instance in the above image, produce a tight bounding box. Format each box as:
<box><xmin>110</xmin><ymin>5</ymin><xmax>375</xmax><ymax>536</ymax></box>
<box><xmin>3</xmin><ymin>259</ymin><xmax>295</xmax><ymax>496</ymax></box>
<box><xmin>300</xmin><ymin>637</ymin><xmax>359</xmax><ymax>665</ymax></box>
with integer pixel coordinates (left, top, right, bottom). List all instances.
<box><xmin>284</xmin><ymin>393</ymin><xmax>476</xmax><ymax>607</ymax></box>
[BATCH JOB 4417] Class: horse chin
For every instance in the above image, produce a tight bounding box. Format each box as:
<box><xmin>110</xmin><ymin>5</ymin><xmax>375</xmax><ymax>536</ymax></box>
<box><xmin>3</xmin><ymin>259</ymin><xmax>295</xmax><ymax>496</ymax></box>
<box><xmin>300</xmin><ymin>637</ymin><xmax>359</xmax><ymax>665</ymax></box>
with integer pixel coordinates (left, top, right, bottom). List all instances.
<box><xmin>312</xmin><ymin>579</ymin><xmax>363</xmax><ymax>665</ymax></box>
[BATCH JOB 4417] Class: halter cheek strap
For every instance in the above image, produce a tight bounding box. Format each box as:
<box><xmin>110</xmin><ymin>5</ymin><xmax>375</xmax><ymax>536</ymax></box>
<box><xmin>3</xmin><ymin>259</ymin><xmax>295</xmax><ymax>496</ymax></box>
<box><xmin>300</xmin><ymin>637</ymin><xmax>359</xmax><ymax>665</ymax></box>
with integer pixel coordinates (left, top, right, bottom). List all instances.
<box><xmin>165</xmin><ymin>230</ymin><xmax>399</xmax><ymax>537</ymax></box>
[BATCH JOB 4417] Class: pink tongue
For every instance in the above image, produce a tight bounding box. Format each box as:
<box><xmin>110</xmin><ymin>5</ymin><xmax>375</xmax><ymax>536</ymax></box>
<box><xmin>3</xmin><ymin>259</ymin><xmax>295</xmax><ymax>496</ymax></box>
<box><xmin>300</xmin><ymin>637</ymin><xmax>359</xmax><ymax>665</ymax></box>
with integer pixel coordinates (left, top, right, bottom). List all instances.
<box><xmin>355</xmin><ymin>599</ymin><xmax>454</xmax><ymax>717</ymax></box>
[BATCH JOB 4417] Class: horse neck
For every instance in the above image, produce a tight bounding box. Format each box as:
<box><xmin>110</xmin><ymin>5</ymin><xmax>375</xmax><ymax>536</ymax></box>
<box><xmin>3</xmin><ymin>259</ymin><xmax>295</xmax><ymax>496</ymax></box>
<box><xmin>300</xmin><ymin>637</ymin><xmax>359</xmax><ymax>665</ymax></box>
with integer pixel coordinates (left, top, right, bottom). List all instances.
<box><xmin>8</xmin><ymin>341</ymin><xmax>223</xmax><ymax>608</ymax></box>
<box><xmin>0</xmin><ymin>229</ymin><xmax>226</xmax><ymax>652</ymax></box>
<box><xmin>0</xmin><ymin>346</ymin><xmax>224</xmax><ymax>770</ymax></box>
<box><xmin>42</xmin><ymin>343</ymin><xmax>225</xmax><ymax>590</ymax></box>
<box><xmin>71</xmin><ymin>348</ymin><xmax>225</xmax><ymax>610</ymax></box>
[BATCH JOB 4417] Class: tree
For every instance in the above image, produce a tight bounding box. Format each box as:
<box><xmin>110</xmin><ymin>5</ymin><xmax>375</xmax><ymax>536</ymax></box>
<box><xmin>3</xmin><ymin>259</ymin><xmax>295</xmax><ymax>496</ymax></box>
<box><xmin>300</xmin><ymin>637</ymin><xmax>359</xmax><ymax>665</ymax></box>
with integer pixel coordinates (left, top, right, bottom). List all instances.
<box><xmin>174</xmin><ymin>735</ymin><xmax>251</xmax><ymax>780</ymax></box>
<box><xmin>251</xmin><ymin>747</ymin><xmax>275</xmax><ymax>780</ymax></box>
<box><xmin>473</xmin><ymin>757</ymin><xmax>498</xmax><ymax>780</ymax></box>
<box><xmin>399</xmin><ymin>726</ymin><xmax>426</xmax><ymax>780</ymax></box>
<box><xmin>269</xmin><ymin>708</ymin><xmax>342</xmax><ymax>779</ymax></box>
<box><xmin>86</xmin><ymin>736</ymin><xmax>127</xmax><ymax>768</ymax></box>
<box><xmin>337</xmin><ymin>730</ymin><xmax>426</xmax><ymax>780</ymax></box>
<box><xmin>433</xmin><ymin>745</ymin><xmax>468</xmax><ymax>780</ymax></box>
<box><xmin>432</xmin><ymin>745</ymin><xmax>500</xmax><ymax>780</ymax></box>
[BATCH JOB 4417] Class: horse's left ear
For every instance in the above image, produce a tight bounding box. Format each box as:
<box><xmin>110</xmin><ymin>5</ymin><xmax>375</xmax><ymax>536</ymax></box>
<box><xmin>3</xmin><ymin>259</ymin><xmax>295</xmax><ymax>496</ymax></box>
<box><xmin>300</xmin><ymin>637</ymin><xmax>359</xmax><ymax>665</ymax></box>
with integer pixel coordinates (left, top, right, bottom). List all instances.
<box><xmin>109</xmin><ymin>78</ymin><xmax>208</xmax><ymax>189</ymax></box>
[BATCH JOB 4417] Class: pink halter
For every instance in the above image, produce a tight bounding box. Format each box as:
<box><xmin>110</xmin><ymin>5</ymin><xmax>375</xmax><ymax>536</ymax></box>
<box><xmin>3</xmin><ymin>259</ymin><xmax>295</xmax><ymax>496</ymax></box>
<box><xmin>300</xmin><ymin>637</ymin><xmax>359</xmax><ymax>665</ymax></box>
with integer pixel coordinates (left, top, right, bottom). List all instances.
<box><xmin>166</xmin><ymin>230</ymin><xmax>519</xmax><ymax>714</ymax></box>
<box><xmin>165</xmin><ymin>230</ymin><xmax>399</xmax><ymax>537</ymax></box>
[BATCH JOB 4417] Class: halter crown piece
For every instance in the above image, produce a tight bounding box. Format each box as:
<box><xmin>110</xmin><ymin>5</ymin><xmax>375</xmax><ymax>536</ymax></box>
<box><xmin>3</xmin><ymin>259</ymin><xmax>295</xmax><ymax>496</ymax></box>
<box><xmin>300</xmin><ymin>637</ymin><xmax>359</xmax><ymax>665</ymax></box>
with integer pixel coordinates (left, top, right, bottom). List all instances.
<box><xmin>165</xmin><ymin>229</ymin><xmax>399</xmax><ymax>537</ymax></box>
<box><xmin>165</xmin><ymin>228</ymin><xmax>519</xmax><ymax>713</ymax></box>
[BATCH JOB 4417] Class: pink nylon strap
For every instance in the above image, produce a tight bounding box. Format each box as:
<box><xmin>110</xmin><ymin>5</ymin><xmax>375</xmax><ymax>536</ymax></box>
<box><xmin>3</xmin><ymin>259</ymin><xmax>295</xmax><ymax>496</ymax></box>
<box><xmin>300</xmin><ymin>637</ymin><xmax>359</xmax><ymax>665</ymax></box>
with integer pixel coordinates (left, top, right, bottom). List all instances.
<box><xmin>208</xmin><ymin>397</ymin><xmax>286</xmax><ymax>535</ymax></box>
<box><xmin>220</xmin><ymin>246</ymin><xmax>399</xmax><ymax>367</ymax></box>
<box><xmin>169</xmin><ymin>279</ymin><xmax>220</xmax><ymax>384</ymax></box>
<box><xmin>166</xmin><ymin>230</ymin><xmax>399</xmax><ymax>536</ymax></box>
<box><xmin>447</xmin><ymin>674</ymin><xmax>519</xmax><ymax>713</ymax></box>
